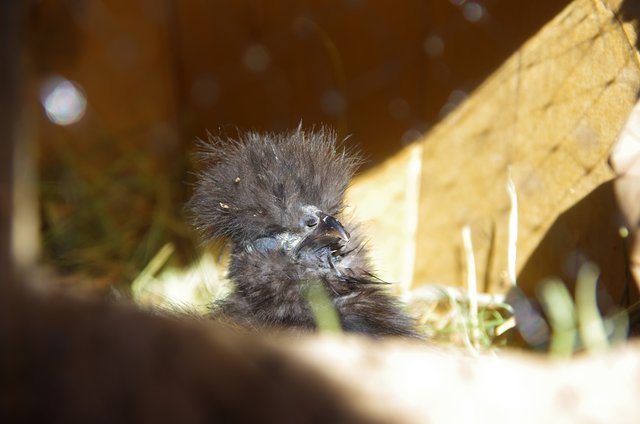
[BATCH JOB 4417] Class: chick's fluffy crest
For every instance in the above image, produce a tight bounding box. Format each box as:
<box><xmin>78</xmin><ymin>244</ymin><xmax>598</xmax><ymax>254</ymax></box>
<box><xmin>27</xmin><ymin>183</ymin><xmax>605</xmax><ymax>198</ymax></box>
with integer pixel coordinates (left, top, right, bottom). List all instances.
<box><xmin>188</xmin><ymin>127</ymin><xmax>361</xmax><ymax>244</ymax></box>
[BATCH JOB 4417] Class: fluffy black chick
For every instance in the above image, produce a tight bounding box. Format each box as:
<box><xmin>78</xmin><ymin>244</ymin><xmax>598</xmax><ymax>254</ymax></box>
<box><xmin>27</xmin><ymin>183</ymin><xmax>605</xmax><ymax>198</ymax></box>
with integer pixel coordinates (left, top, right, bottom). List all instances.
<box><xmin>189</xmin><ymin>127</ymin><xmax>418</xmax><ymax>337</ymax></box>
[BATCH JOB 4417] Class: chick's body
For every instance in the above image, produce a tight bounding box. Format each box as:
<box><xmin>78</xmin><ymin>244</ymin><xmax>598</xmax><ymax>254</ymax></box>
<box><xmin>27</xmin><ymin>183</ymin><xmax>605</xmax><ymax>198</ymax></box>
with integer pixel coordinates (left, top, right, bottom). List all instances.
<box><xmin>189</xmin><ymin>128</ymin><xmax>417</xmax><ymax>337</ymax></box>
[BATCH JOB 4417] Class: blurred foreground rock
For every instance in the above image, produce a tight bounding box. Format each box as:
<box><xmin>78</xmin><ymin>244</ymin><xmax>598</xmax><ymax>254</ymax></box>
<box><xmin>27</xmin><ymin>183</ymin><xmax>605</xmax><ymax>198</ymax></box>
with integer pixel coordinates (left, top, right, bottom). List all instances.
<box><xmin>293</xmin><ymin>335</ymin><xmax>640</xmax><ymax>424</ymax></box>
<box><xmin>0</xmin><ymin>281</ymin><xmax>370</xmax><ymax>423</ymax></box>
<box><xmin>2</xmin><ymin>282</ymin><xmax>640</xmax><ymax>423</ymax></box>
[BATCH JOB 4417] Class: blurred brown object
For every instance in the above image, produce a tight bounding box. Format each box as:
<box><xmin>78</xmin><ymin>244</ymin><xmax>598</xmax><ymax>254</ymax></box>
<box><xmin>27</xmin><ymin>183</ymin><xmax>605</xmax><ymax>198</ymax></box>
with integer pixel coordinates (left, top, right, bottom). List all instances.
<box><xmin>348</xmin><ymin>0</ymin><xmax>640</xmax><ymax>319</ymax></box>
<box><xmin>0</xmin><ymin>0</ymin><xmax>23</xmax><ymax>283</ymax></box>
<box><xmin>0</xmin><ymin>279</ymin><xmax>375</xmax><ymax>423</ymax></box>
<box><xmin>4</xmin><ymin>273</ymin><xmax>640</xmax><ymax>423</ymax></box>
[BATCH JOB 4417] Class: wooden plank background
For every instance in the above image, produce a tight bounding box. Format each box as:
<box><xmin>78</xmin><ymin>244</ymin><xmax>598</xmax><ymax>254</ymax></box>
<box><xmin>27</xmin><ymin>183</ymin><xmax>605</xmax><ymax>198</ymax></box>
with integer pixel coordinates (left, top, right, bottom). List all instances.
<box><xmin>348</xmin><ymin>0</ymin><xmax>640</xmax><ymax>315</ymax></box>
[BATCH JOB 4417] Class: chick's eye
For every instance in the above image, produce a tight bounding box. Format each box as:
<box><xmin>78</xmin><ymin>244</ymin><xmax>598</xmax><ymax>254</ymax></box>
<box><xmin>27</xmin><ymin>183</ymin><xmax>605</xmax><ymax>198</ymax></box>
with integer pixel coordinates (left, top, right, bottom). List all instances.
<box><xmin>304</xmin><ymin>216</ymin><xmax>319</xmax><ymax>227</ymax></box>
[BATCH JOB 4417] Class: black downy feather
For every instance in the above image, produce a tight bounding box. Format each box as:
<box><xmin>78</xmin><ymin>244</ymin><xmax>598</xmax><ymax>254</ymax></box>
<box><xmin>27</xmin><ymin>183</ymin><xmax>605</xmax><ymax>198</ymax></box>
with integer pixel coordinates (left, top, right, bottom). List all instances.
<box><xmin>188</xmin><ymin>127</ymin><xmax>418</xmax><ymax>337</ymax></box>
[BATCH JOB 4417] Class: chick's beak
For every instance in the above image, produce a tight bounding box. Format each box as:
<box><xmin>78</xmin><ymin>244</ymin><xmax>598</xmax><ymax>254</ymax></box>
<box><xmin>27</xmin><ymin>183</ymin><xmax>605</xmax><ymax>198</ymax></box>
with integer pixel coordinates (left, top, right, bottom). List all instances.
<box><xmin>295</xmin><ymin>213</ymin><xmax>350</xmax><ymax>254</ymax></box>
<box><xmin>318</xmin><ymin>213</ymin><xmax>350</xmax><ymax>242</ymax></box>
